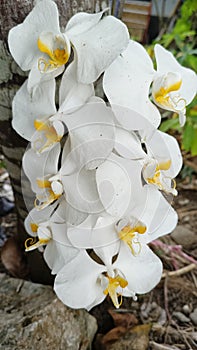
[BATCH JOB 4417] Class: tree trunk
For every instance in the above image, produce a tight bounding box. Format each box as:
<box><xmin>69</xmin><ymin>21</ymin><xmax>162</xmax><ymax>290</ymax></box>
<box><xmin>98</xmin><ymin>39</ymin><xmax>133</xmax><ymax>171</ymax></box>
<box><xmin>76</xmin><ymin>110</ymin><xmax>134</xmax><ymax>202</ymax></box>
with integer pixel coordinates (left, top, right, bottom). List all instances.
<box><xmin>0</xmin><ymin>0</ymin><xmax>109</xmax><ymax>284</ymax></box>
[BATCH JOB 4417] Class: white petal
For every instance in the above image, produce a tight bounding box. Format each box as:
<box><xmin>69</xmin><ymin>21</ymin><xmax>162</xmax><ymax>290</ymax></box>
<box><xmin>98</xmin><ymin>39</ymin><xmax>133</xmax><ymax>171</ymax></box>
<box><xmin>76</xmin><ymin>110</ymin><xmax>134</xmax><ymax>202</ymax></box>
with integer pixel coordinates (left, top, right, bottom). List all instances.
<box><xmin>154</xmin><ymin>44</ymin><xmax>197</xmax><ymax>104</ymax></box>
<box><xmin>60</xmin><ymin>138</ymin><xmax>78</xmax><ymax>175</ymax></box>
<box><xmin>54</xmin><ymin>199</ymin><xmax>88</xmax><ymax>226</ymax></box>
<box><xmin>24</xmin><ymin>205</ymin><xmax>57</xmax><ymax>236</ymax></box>
<box><xmin>54</xmin><ymin>250</ymin><xmax>105</xmax><ymax>310</ymax></box>
<box><xmin>44</xmin><ymin>222</ymin><xmax>79</xmax><ymax>274</ymax></box>
<box><xmin>62</xmin><ymin>99</ymin><xmax>115</xmax><ymax>169</ymax></box>
<box><xmin>44</xmin><ymin>243</ymin><xmax>65</xmax><ymax>274</ymax></box>
<box><xmin>67</xmin><ymin>215</ymin><xmax>119</xmax><ymax>250</ymax></box>
<box><xmin>22</xmin><ymin>144</ymin><xmax>60</xmax><ymax>193</ymax></box>
<box><xmin>146</xmin><ymin>130</ymin><xmax>183</xmax><ymax>178</ymax></box>
<box><xmin>71</xmin><ymin>16</ymin><xmax>129</xmax><ymax>83</ymax></box>
<box><xmin>61</xmin><ymin>167</ymin><xmax>104</xmax><ymax>214</ymax></box>
<box><xmin>59</xmin><ymin>61</ymin><xmax>94</xmax><ymax>113</ymax></box>
<box><xmin>111</xmin><ymin>105</ymin><xmax>156</xmax><ymax>141</ymax></box>
<box><xmin>142</xmin><ymin>159</ymin><xmax>156</xmax><ymax>180</ymax></box>
<box><xmin>12</xmin><ymin>79</ymin><xmax>56</xmax><ymax>141</ymax></box>
<box><xmin>115</xmin><ymin>243</ymin><xmax>162</xmax><ymax>294</ymax></box>
<box><xmin>66</xmin><ymin>10</ymin><xmax>105</xmax><ymax>39</ymax></box>
<box><xmin>103</xmin><ymin>40</ymin><xmax>161</xmax><ymax>128</ymax></box>
<box><xmin>130</xmin><ymin>186</ymin><xmax>178</xmax><ymax>243</ymax></box>
<box><xmin>146</xmin><ymin>193</ymin><xmax>178</xmax><ymax>243</ymax></box>
<box><xmin>115</xmin><ymin>127</ymin><xmax>146</xmax><ymax>160</ymax></box>
<box><xmin>8</xmin><ymin>0</ymin><xmax>60</xmax><ymax>71</ymax></box>
<box><xmin>27</xmin><ymin>61</ymin><xmax>64</xmax><ymax>94</ymax></box>
<box><xmin>96</xmin><ymin>156</ymin><xmax>132</xmax><ymax>217</ymax></box>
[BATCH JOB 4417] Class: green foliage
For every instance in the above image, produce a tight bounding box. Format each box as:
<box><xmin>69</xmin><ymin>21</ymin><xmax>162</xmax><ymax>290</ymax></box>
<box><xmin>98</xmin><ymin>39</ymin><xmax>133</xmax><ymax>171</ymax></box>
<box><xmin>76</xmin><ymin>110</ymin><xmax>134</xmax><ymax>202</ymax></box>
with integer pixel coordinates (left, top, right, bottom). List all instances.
<box><xmin>159</xmin><ymin>116</ymin><xmax>180</xmax><ymax>133</ymax></box>
<box><xmin>0</xmin><ymin>159</ymin><xmax>6</xmax><ymax>169</ymax></box>
<box><xmin>151</xmin><ymin>0</ymin><xmax>197</xmax><ymax>156</ymax></box>
<box><xmin>181</xmin><ymin>164</ymin><xmax>194</xmax><ymax>181</ymax></box>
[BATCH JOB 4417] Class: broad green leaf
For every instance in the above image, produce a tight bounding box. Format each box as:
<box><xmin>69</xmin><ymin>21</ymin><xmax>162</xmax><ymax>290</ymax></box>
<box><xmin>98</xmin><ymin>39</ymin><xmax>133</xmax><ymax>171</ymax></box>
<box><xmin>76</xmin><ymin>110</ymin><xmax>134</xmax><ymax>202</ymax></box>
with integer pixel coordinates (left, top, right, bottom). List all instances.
<box><xmin>182</xmin><ymin>123</ymin><xmax>194</xmax><ymax>151</ymax></box>
<box><xmin>159</xmin><ymin>118</ymin><xmax>180</xmax><ymax>132</ymax></box>
<box><xmin>191</xmin><ymin>128</ymin><xmax>197</xmax><ymax>156</ymax></box>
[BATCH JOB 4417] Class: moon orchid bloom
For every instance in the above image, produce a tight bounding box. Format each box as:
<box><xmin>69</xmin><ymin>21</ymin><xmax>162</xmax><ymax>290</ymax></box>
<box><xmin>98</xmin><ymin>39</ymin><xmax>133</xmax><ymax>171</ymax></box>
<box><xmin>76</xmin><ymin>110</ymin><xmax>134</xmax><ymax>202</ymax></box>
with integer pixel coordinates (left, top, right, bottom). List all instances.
<box><xmin>152</xmin><ymin>44</ymin><xmax>197</xmax><ymax>126</ymax></box>
<box><xmin>12</xmin><ymin>62</ymin><xmax>95</xmax><ymax>154</ymax></box>
<box><xmin>67</xmin><ymin>184</ymin><xmax>177</xmax><ymax>253</ymax></box>
<box><xmin>8</xmin><ymin>0</ymin><xmax>129</xmax><ymax>92</ymax></box>
<box><xmin>22</xmin><ymin>144</ymin><xmax>63</xmax><ymax>210</ymax></box>
<box><xmin>103</xmin><ymin>40</ymin><xmax>161</xmax><ymax>129</ymax></box>
<box><xmin>54</xmin><ymin>241</ymin><xmax>162</xmax><ymax>310</ymax></box>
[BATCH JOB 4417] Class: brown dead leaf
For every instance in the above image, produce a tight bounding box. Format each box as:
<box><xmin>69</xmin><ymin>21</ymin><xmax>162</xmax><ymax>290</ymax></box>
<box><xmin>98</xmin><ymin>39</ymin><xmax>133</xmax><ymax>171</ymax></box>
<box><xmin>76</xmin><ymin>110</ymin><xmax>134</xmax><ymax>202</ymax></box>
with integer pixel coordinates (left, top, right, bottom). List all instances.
<box><xmin>101</xmin><ymin>326</ymin><xmax>127</xmax><ymax>345</ymax></box>
<box><xmin>105</xmin><ymin>324</ymin><xmax>151</xmax><ymax>350</ymax></box>
<box><xmin>108</xmin><ymin>309</ymin><xmax>138</xmax><ymax>328</ymax></box>
<box><xmin>97</xmin><ymin>324</ymin><xmax>152</xmax><ymax>350</ymax></box>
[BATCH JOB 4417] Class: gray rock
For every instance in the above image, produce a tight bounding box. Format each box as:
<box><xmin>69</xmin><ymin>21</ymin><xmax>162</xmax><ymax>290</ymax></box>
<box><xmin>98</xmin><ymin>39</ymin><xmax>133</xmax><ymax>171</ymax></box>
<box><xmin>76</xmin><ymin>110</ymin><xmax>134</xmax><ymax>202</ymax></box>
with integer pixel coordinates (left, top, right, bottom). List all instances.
<box><xmin>191</xmin><ymin>332</ymin><xmax>197</xmax><ymax>341</ymax></box>
<box><xmin>0</xmin><ymin>273</ymin><xmax>97</xmax><ymax>350</ymax></box>
<box><xmin>173</xmin><ymin>311</ymin><xmax>190</xmax><ymax>323</ymax></box>
<box><xmin>182</xmin><ymin>304</ymin><xmax>192</xmax><ymax>315</ymax></box>
<box><xmin>171</xmin><ymin>225</ymin><xmax>196</xmax><ymax>249</ymax></box>
<box><xmin>190</xmin><ymin>308</ymin><xmax>197</xmax><ymax>326</ymax></box>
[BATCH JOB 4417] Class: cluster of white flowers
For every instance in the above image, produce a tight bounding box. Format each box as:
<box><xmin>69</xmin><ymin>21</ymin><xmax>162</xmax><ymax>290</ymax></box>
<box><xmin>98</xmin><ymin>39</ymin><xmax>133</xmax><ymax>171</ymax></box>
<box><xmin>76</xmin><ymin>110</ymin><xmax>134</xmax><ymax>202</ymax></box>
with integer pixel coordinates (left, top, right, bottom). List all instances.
<box><xmin>9</xmin><ymin>0</ymin><xmax>196</xmax><ymax>310</ymax></box>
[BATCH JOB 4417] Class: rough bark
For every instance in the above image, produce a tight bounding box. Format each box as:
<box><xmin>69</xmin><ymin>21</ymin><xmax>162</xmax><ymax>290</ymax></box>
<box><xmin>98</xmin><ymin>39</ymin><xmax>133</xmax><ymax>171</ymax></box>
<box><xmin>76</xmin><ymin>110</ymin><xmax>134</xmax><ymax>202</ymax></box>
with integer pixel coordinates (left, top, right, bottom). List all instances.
<box><xmin>0</xmin><ymin>0</ymin><xmax>108</xmax><ymax>283</ymax></box>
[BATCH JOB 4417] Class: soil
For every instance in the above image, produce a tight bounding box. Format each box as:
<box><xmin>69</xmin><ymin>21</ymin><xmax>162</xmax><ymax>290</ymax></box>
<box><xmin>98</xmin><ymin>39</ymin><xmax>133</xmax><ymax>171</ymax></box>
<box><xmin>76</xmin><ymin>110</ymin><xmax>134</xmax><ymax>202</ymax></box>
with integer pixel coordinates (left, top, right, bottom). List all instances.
<box><xmin>0</xmin><ymin>160</ymin><xmax>197</xmax><ymax>350</ymax></box>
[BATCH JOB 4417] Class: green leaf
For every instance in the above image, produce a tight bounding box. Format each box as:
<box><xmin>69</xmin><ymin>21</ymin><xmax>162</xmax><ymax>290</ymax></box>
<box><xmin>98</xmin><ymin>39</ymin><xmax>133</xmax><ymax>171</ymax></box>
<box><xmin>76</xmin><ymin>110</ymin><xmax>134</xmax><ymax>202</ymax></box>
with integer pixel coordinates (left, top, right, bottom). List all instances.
<box><xmin>191</xmin><ymin>128</ymin><xmax>197</xmax><ymax>156</ymax></box>
<box><xmin>159</xmin><ymin>118</ymin><xmax>180</xmax><ymax>132</ymax></box>
<box><xmin>182</xmin><ymin>123</ymin><xmax>194</xmax><ymax>151</ymax></box>
<box><xmin>183</xmin><ymin>54</ymin><xmax>197</xmax><ymax>71</ymax></box>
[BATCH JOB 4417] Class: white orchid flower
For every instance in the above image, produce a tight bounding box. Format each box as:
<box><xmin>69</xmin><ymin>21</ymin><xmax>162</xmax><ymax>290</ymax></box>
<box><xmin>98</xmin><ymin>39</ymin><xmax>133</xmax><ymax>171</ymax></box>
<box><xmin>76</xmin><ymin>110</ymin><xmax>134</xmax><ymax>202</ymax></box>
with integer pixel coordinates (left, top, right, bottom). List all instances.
<box><xmin>153</xmin><ymin>44</ymin><xmax>197</xmax><ymax>126</ymax></box>
<box><xmin>103</xmin><ymin>40</ymin><xmax>161</xmax><ymax>128</ymax></box>
<box><xmin>67</xmin><ymin>184</ymin><xmax>177</xmax><ymax>253</ymax></box>
<box><xmin>25</xmin><ymin>219</ymin><xmax>79</xmax><ymax>275</ymax></box>
<box><xmin>12</xmin><ymin>64</ymin><xmax>95</xmax><ymax>153</ymax></box>
<box><xmin>111</xmin><ymin>122</ymin><xmax>182</xmax><ymax>197</ymax></box>
<box><xmin>22</xmin><ymin>144</ymin><xmax>63</xmax><ymax>210</ymax></box>
<box><xmin>24</xmin><ymin>199</ymin><xmax>88</xmax><ymax>274</ymax></box>
<box><xmin>8</xmin><ymin>0</ymin><xmax>129</xmax><ymax>92</ymax></box>
<box><xmin>142</xmin><ymin>130</ymin><xmax>182</xmax><ymax>196</ymax></box>
<box><xmin>8</xmin><ymin>0</ymin><xmax>69</xmax><ymax>92</ymax></box>
<box><xmin>54</xmin><ymin>241</ymin><xmax>162</xmax><ymax>310</ymax></box>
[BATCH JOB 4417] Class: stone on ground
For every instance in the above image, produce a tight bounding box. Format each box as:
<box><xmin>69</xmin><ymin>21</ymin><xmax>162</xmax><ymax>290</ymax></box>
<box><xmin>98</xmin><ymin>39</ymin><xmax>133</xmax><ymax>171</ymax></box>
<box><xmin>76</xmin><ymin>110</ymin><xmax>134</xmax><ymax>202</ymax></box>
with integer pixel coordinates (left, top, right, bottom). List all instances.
<box><xmin>0</xmin><ymin>273</ymin><xmax>97</xmax><ymax>350</ymax></box>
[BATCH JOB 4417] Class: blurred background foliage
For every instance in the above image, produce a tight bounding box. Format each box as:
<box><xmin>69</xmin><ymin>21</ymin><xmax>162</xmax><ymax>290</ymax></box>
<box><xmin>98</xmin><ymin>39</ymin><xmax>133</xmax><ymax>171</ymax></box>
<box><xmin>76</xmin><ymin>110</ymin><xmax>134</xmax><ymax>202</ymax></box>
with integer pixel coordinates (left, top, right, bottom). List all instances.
<box><xmin>148</xmin><ymin>0</ymin><xmax>197</xmax><ymax>156</ymax></box>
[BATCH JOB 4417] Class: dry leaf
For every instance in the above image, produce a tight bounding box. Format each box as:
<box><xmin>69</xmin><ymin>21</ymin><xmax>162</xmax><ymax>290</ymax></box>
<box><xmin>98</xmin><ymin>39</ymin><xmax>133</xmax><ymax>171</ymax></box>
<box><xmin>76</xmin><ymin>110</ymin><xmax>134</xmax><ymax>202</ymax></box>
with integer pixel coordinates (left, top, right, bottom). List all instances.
<box><xmin>108</xmin><ymin>309</ymin><xmax>138</xmax><ymax>328</ymax></box>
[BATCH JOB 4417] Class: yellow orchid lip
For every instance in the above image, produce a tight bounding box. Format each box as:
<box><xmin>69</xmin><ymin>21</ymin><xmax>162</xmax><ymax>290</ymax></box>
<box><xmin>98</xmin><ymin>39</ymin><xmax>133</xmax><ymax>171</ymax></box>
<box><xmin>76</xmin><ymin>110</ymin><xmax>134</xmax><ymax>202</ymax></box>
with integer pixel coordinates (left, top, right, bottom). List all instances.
<box><xmin>144</xmin><ymin>159</ymin><xmax>177</xmax><ymax>196</ymax></box>
<box><xmin>30</xmin><ymin>222</ymin><xmax>39</xmax><ymax>233</ymax></box>
<box><xmin>37</xmin><ymin>32</ymin><xmax>70</xmax><ymax>73</ymax></box>
<box><xmin>153</xmin><ymin>73</ymin><xmax>186</xmax><ymax>116</ymax></box>
<box><xmin>103</xmin><ymin>274</ymin><xmax>128</xmax><ymax>308</ymax></box>
<box><xmin>33</xmin><ymin>119</ymin><xmax>63</xmax><ymax>153</ymax></box>
<box><xmin>118</xmin><ymin>224</ymin><xmax>146</xmax><ymax>255</ymax></box>
<box><xmin>154</xmin><ymin>80</ymin><xmax>182</xmax><ymax>106</ymax></box>
<box><xmin>34</xmin><ymin>177</ymin><xmax>63</xmax><ymax>210</ymax></box>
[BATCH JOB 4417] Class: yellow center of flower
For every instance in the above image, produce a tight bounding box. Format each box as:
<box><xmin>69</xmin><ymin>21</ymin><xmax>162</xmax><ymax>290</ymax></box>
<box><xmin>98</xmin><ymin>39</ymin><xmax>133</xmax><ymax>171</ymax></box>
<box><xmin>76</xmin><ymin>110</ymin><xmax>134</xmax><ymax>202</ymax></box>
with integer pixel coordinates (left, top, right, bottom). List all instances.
<box><xmin>37</xmin><ymin>35</ymin><xmax>70</xmax><ymax>72</ymax></box>
<box><xmin>154</xmin><ymin>80</ymin><xmax>182</xmax><ymax>106</ymax></box>
<box><xmin>154</xmin><ymin>78</ymin><xmax>186</xmax><ymax>117</ymax></box>
<box><xmin>35</xmin><ymin>178</ymin><xmax>62</xmax><ymax>209</ymax></box>
<box><xmin>30</xmin><ymin>222</ymin><xmax>39</xmax><ymax>233</ymax></box>
<box><xmin>34</xmin><ymin>119</ymin><xmax>63</xmax><ymax>153</ymax></box>
<box><xmin>104</xmin><ymin>274</ymin><xmax>128</xmax><ymax>308</ymax></box>
<box><xmin>25</xmin><ymin>237</ymin><xmax>50</xmax><ymax>252</ymax></box>
<box><xmin>146</xmin><ymin>159</ymin><xmax>176</xmax><ymax>194</ymax></box>
<box><xmin>119</xmin><ymin>224</ymin><xmax>146</xmax><ymax>255</ymax></box>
